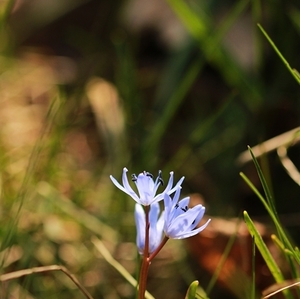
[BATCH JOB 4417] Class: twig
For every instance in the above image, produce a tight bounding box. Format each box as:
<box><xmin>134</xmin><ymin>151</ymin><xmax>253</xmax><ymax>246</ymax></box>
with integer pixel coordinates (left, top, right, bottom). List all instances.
<box><xmin>0</xmin><ymin>264</ymin><xmax>94</xmax><ymax>299</ymax></box>
<box><xmin>237</xmin><ymin>127</ymin><xmax>300</xmax><ymax>165</ymax></box>
<box><xmin>277</xmin><ymin>145</ymin><xmax>300</xmax><ymax>185</ymax></box>
<box><xmin>262</xmin><ymin>279</ymin><xmax>300</xmax><ymax>299</ymax></box>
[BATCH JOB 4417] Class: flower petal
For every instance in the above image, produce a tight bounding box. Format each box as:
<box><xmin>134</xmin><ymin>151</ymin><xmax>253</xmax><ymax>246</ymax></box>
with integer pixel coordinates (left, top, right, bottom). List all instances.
<box><xmin>172</xmin><ymin>218</ymin><xmax>211</xmax><ymax>239</ymax></box>
<box><xmin>110</xmin><ymin>168</ymin><xmax>141</xmax><ymax>203</ymax></box>
<box><xmin>189</xmin><ymin>205</ymin><xmax>205</xmax><ymax>230</ymax></box>
<box><xmin>163</xmin><ymin>189</ymin><xmax>210</xmax><ymax>240</ymax></box>
<box><xmin>134</xmin><ymin>204</ymin><xmax>146</xmax><ymax>254</ymax></box>
<box><xmin>134</xmin><ymin>202</ymin><xmax>165</xmax><ymax>254</ymax></box>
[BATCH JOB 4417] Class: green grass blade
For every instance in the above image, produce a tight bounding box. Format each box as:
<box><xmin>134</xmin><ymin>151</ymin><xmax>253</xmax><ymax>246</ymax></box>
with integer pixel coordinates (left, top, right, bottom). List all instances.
<box><xmin>185</xmin><ymin>280</ymin><xmax>199</xmax><ymax>299</ymax></box>
<box><xmin>167</xmin><ymin>0</ymin><xmax>262</xmax><ymax>111</ymax></box>
<box><xmin>211</xmin><ymin>0</ymin><xmax>250</xmax><ymax>48</ymax></box>
<box><xmin>247</xmin><ymin>146</ymin><xmax>276</xmax><ymax>216</ymax></box>
<box><xmin>165</xmin><ymin>0</ymin><xmax>207</xmax><ymax>40</ymax></box>
<box><xmin>143</xmin><ymin>55</ymin><xmax>204</xmax><ymax>161</ymax></box>
<box><xmin>240</xmin><ymin>172</ymin><xmax>274</xmax><ymax>217</ymax></box>
<box><xmin>243</xmin><ymin>212</ymin><xmax>284</xmax><ymax>282</ymax></box>
<box><xmin>244</xmin><ymin>211</ymin><xmax>295</xmax><ymax>299</ymax></box>
<box><xmin>241</xmin><ymin>146</ymin><xmax>300</xmax><ymax>264</ymax></box>
<box><xmin>258</xmin><ymin>24</ymin><xmax>300</xmax><ymax>85</ymax></box>
<box><xmin>92</xmin><ymin>237</ymin><xmax>155</xmax><ymax>299</ymax></box>
<box><xmin>251</xmin><ymin>236</ymin><xmax>256</xmax><ymax>299</ymax></box>
<box><xmin>240</xmin><ymin>171</ymin><xmax>300</xmax><ymax>264</ymax></box>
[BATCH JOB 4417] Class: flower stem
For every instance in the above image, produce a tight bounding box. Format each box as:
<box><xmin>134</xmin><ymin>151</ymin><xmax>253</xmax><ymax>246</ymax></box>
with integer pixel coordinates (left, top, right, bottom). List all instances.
<box><xmin>138</xmin><ymin>206</ymin><xmax>150</xmax><ymax>299</ymax></box>
<box><xmin>149</xmin><ymin>236</ymin><xmax>169</xmax><ymax>262</ymax></box>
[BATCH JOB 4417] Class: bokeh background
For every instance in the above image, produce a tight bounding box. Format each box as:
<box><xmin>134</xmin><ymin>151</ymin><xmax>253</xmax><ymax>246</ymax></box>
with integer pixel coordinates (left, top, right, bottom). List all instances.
<box><xmin>0</xmin><ymin>0</ymin><xmax>300</xmax><ymax>298</ymax></box>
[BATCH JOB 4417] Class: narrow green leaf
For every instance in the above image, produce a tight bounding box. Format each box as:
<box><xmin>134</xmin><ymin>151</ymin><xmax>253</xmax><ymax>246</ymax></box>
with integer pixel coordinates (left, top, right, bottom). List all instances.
<box><xmin>247</xmin><ymin>146</ymin><xmax>277</xmax><ymax>216</ymax></box>
<box><xmin>167</xmin><ymin>0</ymin><xmax>262</xmax><ymax>111</ymax></box>
<box><xmin>143</xmin><ymin>55</ymin><xmax>204</xmax><ymax>159</ymax></box>
<box><xmin>241</xmin><ymin>147</ymin><xmax>300</xmax><ymax>264</ymax></box>
<box><xmin>239</xmin><ymin>172</ymin><xmax>274</xmax><ymax>218</ymax></box>
<box><xmin>257</xmin><ymin>24</ymin><xmax>300</xmax><ymax>85</ymax></box>
<box><xmin>185</xmin><ymin>280</ymin><xmax>199</xmax><ymax>299</ymax></box>
<box><xmin>165</xmin><ymin>0</ymin><xmax>207</xmax><ymax>40</ymax></box>
<box><xmin>251</xmin><ymin>236</ymin><xmax>256</xmax><ymax>299</ymax></box>
<box><xmin>92</xmin><ymin>237</ymin><xmax>155</xmax><ymax>299</ymax></box>
<box><xmin>243</xmin><ymin>211</ymin><xmax>284</xmax><ymax>283</ymax></box>
<box><xmin>271</xmin><ymin>234</ymin><xmax>286</xmax><ymax>252</ymax></box>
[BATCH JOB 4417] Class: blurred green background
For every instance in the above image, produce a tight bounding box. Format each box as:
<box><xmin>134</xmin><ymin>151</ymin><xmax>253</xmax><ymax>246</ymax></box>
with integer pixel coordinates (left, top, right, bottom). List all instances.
<box><xmin>0</xmin><ymin>0</ymin><xmax>299</xmax><ymax>298</ymax></box>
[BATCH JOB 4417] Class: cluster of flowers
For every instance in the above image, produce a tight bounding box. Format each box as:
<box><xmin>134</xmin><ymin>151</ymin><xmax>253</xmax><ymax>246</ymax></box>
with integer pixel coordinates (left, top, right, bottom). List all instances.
<box><xmin>110</xmin><ymin>168</ymin><xmax>210</xmax><ymax>255</ymax></box>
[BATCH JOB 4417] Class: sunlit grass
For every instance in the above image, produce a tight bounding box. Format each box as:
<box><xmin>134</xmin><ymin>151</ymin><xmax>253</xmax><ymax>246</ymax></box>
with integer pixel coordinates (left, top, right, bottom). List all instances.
<box><xmin>0</xmin><ymin>0</ymin><xmax>299</xmax><ymax>298</ymax></box>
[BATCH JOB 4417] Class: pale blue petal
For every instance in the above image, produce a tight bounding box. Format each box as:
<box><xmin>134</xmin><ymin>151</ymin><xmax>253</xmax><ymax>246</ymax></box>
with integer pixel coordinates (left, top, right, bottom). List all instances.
<box><xmin>135</xmin><ymin>203</ymin><xmax>164</xmax><ymax>254</ymax></box>
<box><xmin>111</xmin><ymin>168</ymin><xmax>184</xmax><ymax>206</ymax></box>
<box><xmin>134</xmin><ymin>204</ymin><xmax>145</xmax><ymax>254</ymax></box>
<box><xmin>171</xmin><ymin>219</ymin><xmax>211</xmax><ymax>239</ymax></box>
<box><xmin>110</xmin><ymin>175</ymin><xmax>140</xmax><ymax>203</ymax></box>
<box><xmin>149</xmin><ymin>202</ymin><xmax>160</xmax><ymax>223</ymax></box>
<box><xmin>189</xmin><ymin>205</ymin><xmax>205</xmax><ymax>230</ymax></box>
<box><xmin>164</xmin><ymin>171</ymin><xmax>174</xmax><ymax>193</ymax></box>
<box><xmin>167</xmin><ymin>176</ymin><xmax>185</xmax><ymax>195</ymax></box>
<box><xmin>167</xmin><ymin>188</ymin><xmax>183</xmax><ymax>223</ymax></box>
<box><xmin>163</xmin><ymin>190</ymin><xmax>210</xmax><ymax>240</ymax></box>
<box><xmin>121</xmin><ymin>168</ymin><xmax>140</xmax><ymax>201</ymax></box>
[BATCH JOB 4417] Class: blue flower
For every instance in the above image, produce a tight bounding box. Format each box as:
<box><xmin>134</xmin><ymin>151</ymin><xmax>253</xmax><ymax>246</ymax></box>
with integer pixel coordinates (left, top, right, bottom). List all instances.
<box><xmin>110</xmin><ymin>168</ymin><xmax>184</xmax><ymax>206</ymax></box>
<box><xmin>135</xmin><ymin>203</ymin><xmax>164</xmax><ymax>255</ymax></box>
<box><xmin>163</xmin><ymin>188</ymin><xmax>210</xmax><ymax>239</ymax></box>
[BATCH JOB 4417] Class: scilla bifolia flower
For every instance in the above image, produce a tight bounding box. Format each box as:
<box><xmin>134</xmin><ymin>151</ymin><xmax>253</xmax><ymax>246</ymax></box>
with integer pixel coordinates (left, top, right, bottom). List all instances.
<box><xmin>110</xmin><ymin>167</ymin><xmax>184</xmax><ymax>206</ymax></box>
<box><xmin>163</xmin><ymin>188</ymin><xmax>211</xmax><ymax>239</ymax></box>
<box><xmin>110</xmin><ymin>168</ymin><xmax>210</xmax><ymax>299</ymax></box>
<box><xmin>135</xmin><ymin>202</ymin><xmax>164</xmax><ymax>254</ymax></box>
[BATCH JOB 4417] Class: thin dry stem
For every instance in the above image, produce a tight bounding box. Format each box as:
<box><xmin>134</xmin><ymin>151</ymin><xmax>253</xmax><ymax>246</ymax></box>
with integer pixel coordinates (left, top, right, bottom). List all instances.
<box><xmin>0</xmin><ymin>264</ymin><xmax>94</xmax><ymax>299</ymax></box>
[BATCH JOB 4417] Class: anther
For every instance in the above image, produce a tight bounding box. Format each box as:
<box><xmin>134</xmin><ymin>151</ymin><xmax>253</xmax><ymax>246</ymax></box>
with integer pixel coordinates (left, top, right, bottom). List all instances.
<box><xmin>146</xmin><ymin>172</ymin><xmax>153</xmax><ymax>178</ymax></box>
<box><xmin>157</xmin><ymin>170</ymin><xmax>164</xmax><ymax>186</ymax></box>
<box><xmin>181</xmin><ymin>206</ymin><xmax>188</xmax><ymax>212</ymax></box>
<box><xmin>131</xmin><ymin>174</ymin><xmax>137</xmax><ymax>182</ymax></box>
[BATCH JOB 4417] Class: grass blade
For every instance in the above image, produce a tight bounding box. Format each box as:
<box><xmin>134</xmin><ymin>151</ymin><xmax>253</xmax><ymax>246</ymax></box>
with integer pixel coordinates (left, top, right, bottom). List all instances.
<box><xmin>92</xmin><ymin>237</ymin><xmax>155</xmax><ymax>299</ymax></box>
<box><xmin>251</xmin><ymin>236</ymin><xmax>256</xmax><ymax>299</ymax></box>
<box><xmin>240</xmin><ymin>172</ymin><xmax>300</xmax><ymax>264</ymax></box>
<box><xmin>243</xmin><ymin>212</ymin><xmax>285</xmax><ymax>283</ymax></box>
<box><xmin>258</xmin><ymin>24</ymin><xmax>300</xmax><ymax>85</ymax></box>
<box><xmin>247</xmin><ymin>146</ymin><xmax>276</xmax><ymax>217</ymax></box>
<box><xmin>185</xmin><ymin>280</ymin><xmax>199</xmax><ymax>299</ymax></box>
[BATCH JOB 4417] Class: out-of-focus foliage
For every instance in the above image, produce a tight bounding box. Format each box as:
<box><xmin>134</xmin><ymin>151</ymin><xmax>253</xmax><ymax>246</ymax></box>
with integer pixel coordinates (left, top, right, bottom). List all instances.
<box><xmin>0</xmin><ymin>0</ymin><xmax>299</xmax><ymax>298</ymax></box>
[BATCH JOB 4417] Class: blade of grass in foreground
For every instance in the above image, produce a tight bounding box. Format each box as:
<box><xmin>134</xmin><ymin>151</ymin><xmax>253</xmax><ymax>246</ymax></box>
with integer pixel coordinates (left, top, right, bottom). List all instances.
<box><xmin>185</xmin><ymin>280</ymin><xmax>199</xmax><ymax>299</ymax></box>
<box><xmin>240</xmin><ymin>171</ymin><xmax>300</xmax><ymax>264</ymax></box>
<box><xmin>185</xmin><ymin>281</ymin><xmax>209</xmax><ymax>299</ymax></box>
<box><xmin>240</xmin><ymin>147</ymin><xmax>300</xmax><ymax>264</ymax></box>
<box><xmin>258</xmin><ymin>24</ymin><xmax>300</xmax><ymax>85</ymax></box>
<box><xmin>0</xmin><ymin>94</ymin><xmax>63</xmax><ymax>262</ymax></box>
<box><xmin>92</xmin><ymin>237</ymin><xmax>155</xmax><ymax>299</ymax></box>
<box><xmin>247</xmin><ymin>146</ymin><xmax>276</xmax><ymax>218</ymax></box>
<box><xmin>251</xmin><ymin>236</ymin><xmax>256</xmax><ymax>299</ymax></box>
<box><xmin>243</xmin><ymin>211</ymin><xmax>293</xmax><ymax>299</ymax></box>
